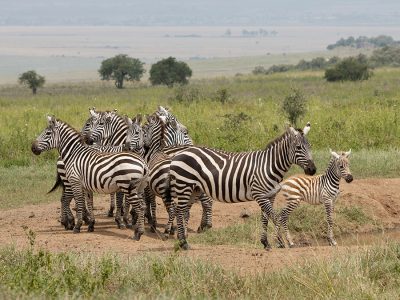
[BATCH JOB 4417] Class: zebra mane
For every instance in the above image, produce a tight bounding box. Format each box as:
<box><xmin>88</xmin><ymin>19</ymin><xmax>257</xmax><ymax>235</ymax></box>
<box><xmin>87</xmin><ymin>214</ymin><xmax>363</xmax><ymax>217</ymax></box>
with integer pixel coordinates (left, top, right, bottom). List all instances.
<box><xmin>264</xmin><ymin>127</ymin><xmax>303</xmax><ymax>150</ymax></box>
<box><xmin>54</xmin><ymin>118</ymin><xmax>86</xmax><ymax>144</ymax></box>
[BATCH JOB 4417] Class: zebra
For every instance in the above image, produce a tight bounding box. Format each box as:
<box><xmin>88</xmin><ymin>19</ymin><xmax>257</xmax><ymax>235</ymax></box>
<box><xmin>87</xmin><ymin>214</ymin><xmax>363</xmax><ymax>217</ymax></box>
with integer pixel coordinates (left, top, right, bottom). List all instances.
<box><xmin>53</xmin><ymin>113</ymin><xmax>145</xmax><ymax>230</ymax></box>
<box><xmin>278</xmin><ymin>149</ymin><xmax>353</xmax><ymax>247</ymax></box>
<box><xmin>32</xmin><ymin>116</ymin><xmax>148</xmax><ymax>239</ymax></box>
<box><xmin>151</xmin><ymin>106</ymin><xmax>214</xmax><ymax>236</ymax></box>
<box><xmin>169</xmin><ymin>123</ymin><xmax>316</xmax><ymax>250</ymax></box>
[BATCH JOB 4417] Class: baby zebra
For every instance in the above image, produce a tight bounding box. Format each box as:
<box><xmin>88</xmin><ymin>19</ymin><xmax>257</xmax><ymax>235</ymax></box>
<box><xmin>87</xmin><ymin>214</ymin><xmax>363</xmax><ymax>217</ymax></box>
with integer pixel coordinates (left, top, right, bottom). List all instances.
<box><xmin>279</xmin><ymin>149</ymin><xmax>353</xmax><ymax>247</ymax></box>
<box><xmin>31</xmin><ymin>116</ymin><xmax>148</xmax><ymax>240</ymax></box>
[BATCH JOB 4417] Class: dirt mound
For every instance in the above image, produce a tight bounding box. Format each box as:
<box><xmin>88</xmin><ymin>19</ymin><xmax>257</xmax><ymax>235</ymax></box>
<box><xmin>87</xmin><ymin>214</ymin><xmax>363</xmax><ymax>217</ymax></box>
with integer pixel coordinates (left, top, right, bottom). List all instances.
<box><xmin>1</xmin><ymin>178</ymin><xmax>400</xmax><ymax>274</ymax></box>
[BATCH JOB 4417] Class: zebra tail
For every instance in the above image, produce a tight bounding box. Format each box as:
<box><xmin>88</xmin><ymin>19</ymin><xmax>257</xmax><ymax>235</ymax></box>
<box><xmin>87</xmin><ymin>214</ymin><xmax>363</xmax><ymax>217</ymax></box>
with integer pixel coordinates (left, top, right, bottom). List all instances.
<box><xmin>47</xmin><ymin>172</ymin><xmax>64</xmax><ymax>194</ymax></box>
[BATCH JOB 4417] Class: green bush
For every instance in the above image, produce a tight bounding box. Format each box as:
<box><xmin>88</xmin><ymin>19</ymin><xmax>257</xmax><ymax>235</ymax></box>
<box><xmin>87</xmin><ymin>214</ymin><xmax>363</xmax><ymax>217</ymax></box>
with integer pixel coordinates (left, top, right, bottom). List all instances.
<box><xmin>325</xmin><ymin>55</ymin><xmax>372</xmax><ymax>82</ymax></box>
<box><xmin>282</xmin><ymin>88</ymin><xmax>307</xmax><ymax>126</ymax></box>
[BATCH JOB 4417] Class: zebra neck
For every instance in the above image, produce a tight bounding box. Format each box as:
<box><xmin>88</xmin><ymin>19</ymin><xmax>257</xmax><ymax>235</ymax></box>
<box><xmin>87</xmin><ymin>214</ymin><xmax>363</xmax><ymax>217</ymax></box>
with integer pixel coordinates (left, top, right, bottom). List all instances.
<box><xmin>323</xmin><ymin>159</ymin><xmax>341</xmax><ymax>186</ymax></box>
<box><xmin>262</xmin><ymin>134</ymin><xmax>292</xmax><ymax>181</ymax></box>
<box><xmin>102</xmin><ymin>122</ymin><xmax>128</xmax><ymax>146</ymax></box>
<box><xmin>58</xmin><ymin>125</ymin><xmax>86</xmax><ymax>161</ymax></box>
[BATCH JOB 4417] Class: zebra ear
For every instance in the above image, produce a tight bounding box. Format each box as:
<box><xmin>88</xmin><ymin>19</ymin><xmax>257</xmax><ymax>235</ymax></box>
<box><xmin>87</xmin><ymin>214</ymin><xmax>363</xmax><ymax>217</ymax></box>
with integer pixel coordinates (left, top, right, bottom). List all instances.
<box><xmin>330</xmin><ymin>149</ymin><xmax>340</xmax><ymax>159</ymax></box>
<box><xmin>135</xmin><ymin>114</ymin><xmax>142</xmax><ymax>124</ymax></box>
<box><xmin>158</xmin><ymin>106</ymin><xmax>169</xmax><ymax>114</ymax></box>
<box><xmin>113</xmin><ymin>109</ymin><xmax>118</xmax><ymax>113</ymax></box>
<box><xmin>344</xmin><ymin>149</ymin><xmax>352</xmax><ymax>158</ymax></box>
<box><xmin>89</xmin><ymin>107</ymin><xmax>98</xmax><ymax>118</ymax></box>
<box><xmin>124</xmin><ymin>116</ymin><xmax>133</xmax><ymax>126</ymax></box>
<box><xmin>303</xmin><ymin>122</ymin><xmax>311</xmax><ymax>135</ymax></box>
<box><xmin>289</xmin><ymin>127</ymin><xmax>299</xmax><ymax>136</ymax></box>
<box><xmin>159</xmin><ymin>115</ymin><xmax>167</xmax><ymax>124</ymax></box>
<box><xmin>47</xmin><ymin>115</ymin><xmax>57</xmax><ymax>127</ymax></box>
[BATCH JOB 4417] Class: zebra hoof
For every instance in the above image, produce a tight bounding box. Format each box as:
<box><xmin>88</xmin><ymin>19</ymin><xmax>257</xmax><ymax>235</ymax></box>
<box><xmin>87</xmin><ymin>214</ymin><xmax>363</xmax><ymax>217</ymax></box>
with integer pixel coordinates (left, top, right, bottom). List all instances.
<box><xmin>170</xmin><ymin>226</ymin><xmax>176</xmax><ymax>235</ymax></box>
<box><xmin>87</xmin><ymin>224</ymin><xmax>95</xmax><ymax>232</ymax></box>
<box><xmin>261</xmin><ymin>239</ymin><xmax>271</xmax><ymax>251</ymax></box>
<box><xmin>133</xmin><ymin>230</ymin><xmax>143</xmax><ymax>241</ymax></box>
<box><xmin>73</xmin><ymin>227</ymin><xmax>80</xmax><ymax>234</ymax></box>
<box><xmin>107</xmin><ymin>210</ymin><xmax>114</xmax><ymax>217</ymax></box>
<box><xmin>329</xmin><ymin>240</ymin><xmax>338</xmax><ymax>247</ymax></box>
<box><xmin>179</xmin><ymin>240</ymin><xmax>190</xmax><ymax>250</ymax></box>
<box><xmin>288</xmin><ymin>243</ymin><xmax>296</xmax><ymax>248</ymax></box>
<box><xmin>150</xmin><ymin>224</ymin><xmax>157</xmax><ymax>233</ymax></box>
<box><xmin>118</xmin><ymin>223</ymin><xmax>126</xmax><ymax>230</ymax></box>
<box><xmin>197</xmin><ymin>224</ymin><xmax>212</xmax><ymax>233</ymax></box>
<box><xmin>126</xmin><ymin>223</ymin><xmax>133</xmax><ymax>229</ymax></box>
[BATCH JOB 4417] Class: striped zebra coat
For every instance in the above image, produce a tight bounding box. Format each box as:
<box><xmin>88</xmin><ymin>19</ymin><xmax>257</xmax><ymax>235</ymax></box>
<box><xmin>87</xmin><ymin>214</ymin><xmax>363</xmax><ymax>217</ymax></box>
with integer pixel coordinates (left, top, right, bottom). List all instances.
<box><xmin>169</xmin><ymin>124</ymin><xmax>316</xmax><ymax>250</ymax></box>
<box><xmin>279</xmin><ymin>149</ymin><xmax>353</xmax><ymax>247</ymax></box>
<box><xmin>32</xmin><ymin>116</ymin><xmax>148</xmax><ymax>239</ymax></box>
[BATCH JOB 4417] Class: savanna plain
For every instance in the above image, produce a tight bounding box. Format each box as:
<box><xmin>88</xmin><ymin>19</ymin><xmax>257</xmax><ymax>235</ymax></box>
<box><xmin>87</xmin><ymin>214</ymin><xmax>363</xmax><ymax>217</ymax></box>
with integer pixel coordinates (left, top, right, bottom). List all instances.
<box><xmin>1</xmin><ymin>64</ymin><xmax>400</xmax><ymax>298</ymax></box>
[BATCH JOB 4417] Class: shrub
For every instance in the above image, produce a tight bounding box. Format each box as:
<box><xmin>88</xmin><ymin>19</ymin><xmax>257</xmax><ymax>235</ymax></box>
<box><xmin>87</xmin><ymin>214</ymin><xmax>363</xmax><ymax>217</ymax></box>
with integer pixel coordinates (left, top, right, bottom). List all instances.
<box><xmin>325</xmin><ymin>55</ymin><xmax>372</xmax><ymax>82</ymax></box>
<box><xmin>282</xmin><ymin>88</ymin><xmax>307</xmax><ymax>126</ymax></box>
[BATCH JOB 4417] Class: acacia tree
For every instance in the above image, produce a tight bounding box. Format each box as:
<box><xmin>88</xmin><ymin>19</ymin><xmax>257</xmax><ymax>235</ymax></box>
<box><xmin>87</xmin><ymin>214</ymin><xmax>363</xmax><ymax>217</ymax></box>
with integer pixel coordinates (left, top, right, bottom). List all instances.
<box><xmin>149</xmin><ymin>57</ymin><xmax>192</xmax><ymax>87</ymax></box>
<box><xmin>18</xmin><ymin>70</ymin><xmax>45</xmax><ymax>95</ymax></box>
<box><xmin>99</xmin><ymin>54</ymin><xmax>145</xmax><ymax>89</ymax></box>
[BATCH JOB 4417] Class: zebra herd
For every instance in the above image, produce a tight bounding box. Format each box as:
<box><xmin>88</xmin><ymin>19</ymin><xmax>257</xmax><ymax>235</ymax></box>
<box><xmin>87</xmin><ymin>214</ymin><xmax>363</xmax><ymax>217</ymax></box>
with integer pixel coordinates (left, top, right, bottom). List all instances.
<box><xmin>31</xmin><ymin>106</ymin><xmax>353</xmax><ymax>250</ymax></box>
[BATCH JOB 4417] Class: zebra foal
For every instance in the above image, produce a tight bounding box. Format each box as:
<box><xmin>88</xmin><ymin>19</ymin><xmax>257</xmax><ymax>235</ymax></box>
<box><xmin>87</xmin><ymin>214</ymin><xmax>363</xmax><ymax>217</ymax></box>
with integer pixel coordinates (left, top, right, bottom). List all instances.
<box><xmin>279</xmin><ymin>149</ymin><xmax>353</xmax><ymax>247</ymax></box>
<box><xmin>32</xmin><ymin>116</ymin><xmax>148</xmax><ymax>240</ymax></box>
<box><xmin>170</xmin><ymin>123</ymin><xmax>316</xmax><ymax>250</ymax></box>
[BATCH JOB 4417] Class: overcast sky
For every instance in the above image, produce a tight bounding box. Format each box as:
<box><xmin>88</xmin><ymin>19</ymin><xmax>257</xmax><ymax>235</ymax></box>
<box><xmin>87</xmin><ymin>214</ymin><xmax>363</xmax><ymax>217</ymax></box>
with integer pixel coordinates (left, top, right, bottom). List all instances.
<box><xmin>1</xmin><ymin>0</ymin><xmax>400</xmax><ymax>26</ymax></box>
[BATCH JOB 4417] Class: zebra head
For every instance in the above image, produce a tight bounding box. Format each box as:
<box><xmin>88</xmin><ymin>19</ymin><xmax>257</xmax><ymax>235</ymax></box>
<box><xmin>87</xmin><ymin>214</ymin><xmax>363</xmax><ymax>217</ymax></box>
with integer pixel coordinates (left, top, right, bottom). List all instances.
<box><xmin>81</xmin><ymin>107</ymin><xmax>99</xmax><ymax>144</ymax></box>
<box><xmin>330</xmin><ymin>149</ymin><xmax>353</xmax><ymax>183</ymax></box>
<box><xmin>31</xmin><ymin>115</ymin><xmax>62</xmax><ymax>155</ymax></box>
<box><xmin>143</xmin><ymin>114</ymin><xmax>165</xmax><ymax>149</ymax></box>
<box><xmin>289</xmin><ymin>122</ymin><xmax>316</xmax><ymax>175</ymax></box>
<box><xmin>124</xmin><ymin>114</ymin><xmax>145</xmax><ymax>155</ymax></box>
<box><xmin>85</xmin><ymin>109</ymin><xmax>119</xmax><ymax>145</ymax></box>
<box><xmin>156</xmin><ymin>106</ymin><xmax>192</xmax><ymax>146</ymax></box>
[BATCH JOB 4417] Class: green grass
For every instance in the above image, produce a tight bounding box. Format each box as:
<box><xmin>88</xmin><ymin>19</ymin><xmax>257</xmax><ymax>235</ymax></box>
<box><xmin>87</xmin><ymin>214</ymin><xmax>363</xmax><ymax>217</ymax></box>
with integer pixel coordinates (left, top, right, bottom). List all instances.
<box><xmin>1</xmin><ymin>68</ymin><xmax>400</xmax><ymax>168</ymax></box>
<box><xmin>1</xmin><ymin>243</ymin><xmax>400</xmax><ymax>299</ymax></box>
<box><xmin>190</xmin><ymin>203</ymin><xmax>375</xmax><ymax>248</ymax></box>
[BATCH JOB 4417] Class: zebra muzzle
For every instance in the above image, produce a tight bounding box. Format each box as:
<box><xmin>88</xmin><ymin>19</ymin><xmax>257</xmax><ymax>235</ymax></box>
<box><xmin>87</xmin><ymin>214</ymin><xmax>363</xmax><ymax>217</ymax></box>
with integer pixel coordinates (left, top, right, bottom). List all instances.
<box><xmin>31</xmin><ymin>141</ymin><xmax>42</xmax><ymax>155</ymax></box>
<box><xmin>345</xmin><ymin>174</ymin><xmax>353</xmax><ymax>183</ymax></box>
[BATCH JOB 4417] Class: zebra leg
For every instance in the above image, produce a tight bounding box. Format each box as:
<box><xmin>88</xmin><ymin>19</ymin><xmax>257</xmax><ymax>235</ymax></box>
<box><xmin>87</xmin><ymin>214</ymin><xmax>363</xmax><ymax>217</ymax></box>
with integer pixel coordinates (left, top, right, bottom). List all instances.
<box><xmin>176</xmin><ymin>196</ymin><xmax>190</xmax><ymax>250</ymax></box>
<box><xmin>108</xmin><ymin>193</ymin><xmax>115</xmax><ymax>217</ymax></box>
<box><xmin>127</xmin><ymin>193</ymin><xmax>145</xmax><ymax>240</ymax></box>
<box><xmin>123</xmin><ymin>194</ymin><xmax>133</xmax><ymax>229</ymax></box>
<box><xmin>324</xmin><ymin>199</ymin><xmax>337</xmax><ymax>246</ymax></box>
<box><xmin>197</xmin><ymin>193</ymin><xmax>213</xmax><ymax>233</ymax></box>
<box><xmin>60</xmin><ymin>185</ymin><xmax>75</xmax><ymax>230</ymax></box>
<box><xmin>144</xmin><ymin>187</ymin><xmax>157</xmax><ymax>232</ymax></box>
<box><xmin>114</xmin><ymin>192</ymin><xmax>125</xmax><ymax>229</ymax></box>
<box><xmin>279</xmin><ymin>199</ymin><xmax>301</xmax><ymax>248</ymax></box>
<box><xmin>258</xmin><ymin>198</ymin><xmax>284</xmax><ymax>250</ymax></box>
<box><xmin>71</xmin><ymin>186</ymin><xmax>85</xmax><ymax>233</ymax></box>
<box><xmin>86</xmin><ymin>191</ymin><xmax>95</xmax><ymax>232</ymax></box>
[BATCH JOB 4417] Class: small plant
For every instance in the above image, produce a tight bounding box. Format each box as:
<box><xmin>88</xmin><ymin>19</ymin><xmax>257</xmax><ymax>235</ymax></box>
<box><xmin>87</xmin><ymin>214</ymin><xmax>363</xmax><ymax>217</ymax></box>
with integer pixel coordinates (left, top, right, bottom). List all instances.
<box><xmin>282</xmin><ymin>88</ymin><xmax>307</xmax><ymax>126</ymax></box>
<box><xmin>215</xmin><ymin>88</ymin><xmax>231</xmax><ymax>104</ymax></box>
<box><xmin>22</xmin><ymin>225</ymin><xmax>36</xmax><ymax>248</ymax></box>
<box><xmin>18</xmin><ymin>70</ymin><xmax>45</xmax><ymax>95</ymax></box>
<box><xmin>171</xmin><ymin>84</ymin><xmax>201</xmax><ymax>102</ymax></box>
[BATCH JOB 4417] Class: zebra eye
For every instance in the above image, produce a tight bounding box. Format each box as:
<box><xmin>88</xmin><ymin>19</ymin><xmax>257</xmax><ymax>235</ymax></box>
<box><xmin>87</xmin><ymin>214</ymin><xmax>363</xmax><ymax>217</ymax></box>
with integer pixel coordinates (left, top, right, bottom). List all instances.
<box><xmin>296</xmin><ymin>145</ymin><xmax>302</xmax><ymax>150</ymax></box>
<box><xmin>45</xmin><ymin>131</ymin><xmax>52</xmax><ymax>136</ymax></box>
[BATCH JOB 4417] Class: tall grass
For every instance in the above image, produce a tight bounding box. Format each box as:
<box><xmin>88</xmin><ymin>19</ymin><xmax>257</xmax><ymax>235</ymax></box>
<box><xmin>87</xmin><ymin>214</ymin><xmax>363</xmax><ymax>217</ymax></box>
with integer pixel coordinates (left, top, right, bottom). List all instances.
<box><xmin>0</xmin><ymin>243</ymin><xmax>399</xmax><ymax>299</ymax></box>
<box><xmin>0</xmin><ymin>68</ymin><xmax>399</xmax><ymax>168</ymax></box>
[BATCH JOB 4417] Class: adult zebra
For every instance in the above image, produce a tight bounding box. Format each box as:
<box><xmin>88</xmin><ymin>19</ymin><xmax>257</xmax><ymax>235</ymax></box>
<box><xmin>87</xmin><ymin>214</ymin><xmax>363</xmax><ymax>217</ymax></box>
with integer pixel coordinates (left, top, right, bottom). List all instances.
<box><xmin>279</xmin><ymin>149</ymin><xmax>353</xmax><ymax>247</ymax></box>
<box><xmin>146</xmin><ymin>106</ymin><xmax>213</xmax><ymax>237</ymax></box>
<box><xmin>53</xmin><ymin>114</ymin><xmax>144</xmax><ymax>230</ymax></box>
<box><xmin>32</xmin><ymin>116</ymin><xmax>148</xmax><ymax>239</ymax></box>
<box><xmin>169</xmin><ymin>123</ymin><xmax>316</xmax><ymax>250</ymax></box>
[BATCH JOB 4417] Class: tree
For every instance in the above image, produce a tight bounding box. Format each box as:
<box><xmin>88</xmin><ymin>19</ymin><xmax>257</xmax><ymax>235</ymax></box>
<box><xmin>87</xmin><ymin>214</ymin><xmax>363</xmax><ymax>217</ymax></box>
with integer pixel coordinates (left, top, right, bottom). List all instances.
<box><xmin>18</xmin><ymin>70</ymin><xmax>45</xmax><ymax>95</ymax></box>
<box><xmin>149</xmin><ymin>57</ymin><xmax>192</xmax><ymax>87</ymax></box>
<box><xmin>282</xmin><ymin>88</ymin><xmax>307</xmax><ymax>127</ymax></box>
<box><xmin>324</xmin><ymin>55</ymin><xmax>372</xmax><ymax>82</ymax></box>
<box><xmin>98</xmin><ymin>54</ymin><xmax>145</xmax><ymax>89</ymax></box>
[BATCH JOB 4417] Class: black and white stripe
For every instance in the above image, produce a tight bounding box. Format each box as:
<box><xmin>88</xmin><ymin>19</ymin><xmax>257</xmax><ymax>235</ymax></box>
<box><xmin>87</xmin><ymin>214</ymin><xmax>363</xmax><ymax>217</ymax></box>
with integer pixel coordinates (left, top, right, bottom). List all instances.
<box><xmin>169</xmin><ymin>123</ymin><xmax>316</xmax><ymax>250</ymax></box>
<box><xmin>32</xmin><ymin>116</ymin><xmax>148</xmax><ymax>239</ymax></box>
<box><xmin>279</xmin><ymin>149</ymin><xmax>353</xmax><ymax>247</ymax></box>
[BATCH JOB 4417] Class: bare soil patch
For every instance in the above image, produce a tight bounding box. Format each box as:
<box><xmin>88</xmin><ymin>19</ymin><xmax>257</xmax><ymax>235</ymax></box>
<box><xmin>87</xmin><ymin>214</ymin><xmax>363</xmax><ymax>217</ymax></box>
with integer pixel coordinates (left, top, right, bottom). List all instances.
<box><xmin>1</xmin><ymin>178</ymin><xmax>400</xmax><ymax>274</ymax></box>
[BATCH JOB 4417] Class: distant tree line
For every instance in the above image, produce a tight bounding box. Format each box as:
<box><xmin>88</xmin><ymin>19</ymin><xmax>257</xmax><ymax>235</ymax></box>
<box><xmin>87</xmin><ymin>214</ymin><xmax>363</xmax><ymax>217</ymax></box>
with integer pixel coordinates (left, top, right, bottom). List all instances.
<box><xmin>252</xmin><ymin>56</ymin><xmax>340</xmax><ymax>75</ymax></box>
<box><xmin>253</xmin><ymin>45</ymin><xmax>400</xmax><ymax>81</ymax></box>
<box><xmin>327</xmin><ymin>35</ymin><xmax>400</xmax><ymax>50</ymax></box>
